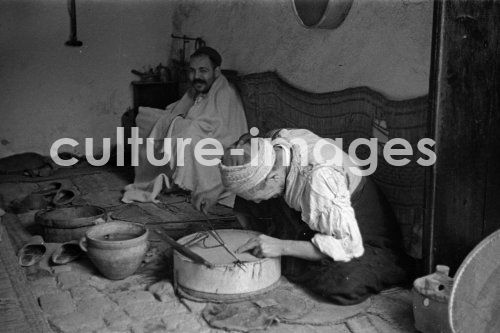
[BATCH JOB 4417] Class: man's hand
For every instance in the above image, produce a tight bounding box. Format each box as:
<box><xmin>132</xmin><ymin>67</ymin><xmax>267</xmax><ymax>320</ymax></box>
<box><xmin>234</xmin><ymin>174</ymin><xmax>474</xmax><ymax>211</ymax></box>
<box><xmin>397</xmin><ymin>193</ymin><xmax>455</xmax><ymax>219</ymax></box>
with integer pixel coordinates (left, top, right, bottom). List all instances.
<box><xmin>236</xmin><ymin>235</ymin><xmax>286</xmax><ymax>258</ymax></box>
<box><xmin>191</xmin><ymin>185</ymin><xmax>224</xmax><ymax>214</ymax></box>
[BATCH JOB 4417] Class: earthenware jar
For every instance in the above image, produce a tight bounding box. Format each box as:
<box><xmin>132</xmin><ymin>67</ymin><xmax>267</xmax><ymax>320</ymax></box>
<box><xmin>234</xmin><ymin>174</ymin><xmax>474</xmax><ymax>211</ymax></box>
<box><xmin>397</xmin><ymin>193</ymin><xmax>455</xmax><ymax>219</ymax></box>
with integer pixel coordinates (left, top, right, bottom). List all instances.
<box><xmin>80</xmin><ymin>221</ymin><xmax>148</xmax><ymax>280</ymax></box>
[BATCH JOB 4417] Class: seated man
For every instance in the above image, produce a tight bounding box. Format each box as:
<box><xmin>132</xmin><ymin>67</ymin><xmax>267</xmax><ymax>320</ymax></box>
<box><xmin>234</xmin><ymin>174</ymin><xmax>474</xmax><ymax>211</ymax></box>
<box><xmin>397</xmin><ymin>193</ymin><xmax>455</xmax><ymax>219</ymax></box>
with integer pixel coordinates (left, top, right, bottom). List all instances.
<box><xmin>123</xmin><ymin>47</ymin><xmax>248</xmax><ymax>207</ymax></box>
<box><xmin>215</xmin><ymin>128</ymin><xmax>411</xmax><ymax>305</ymax></box>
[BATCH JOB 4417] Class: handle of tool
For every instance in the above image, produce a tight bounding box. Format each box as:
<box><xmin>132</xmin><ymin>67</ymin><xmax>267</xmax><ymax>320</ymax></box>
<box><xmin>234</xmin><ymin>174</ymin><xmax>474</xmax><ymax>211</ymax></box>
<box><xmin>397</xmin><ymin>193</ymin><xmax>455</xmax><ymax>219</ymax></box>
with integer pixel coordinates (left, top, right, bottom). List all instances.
<box><xmin>155</xmin><ymin>229</ymin><xmax>213</xmax><ymax>268</ymax></box>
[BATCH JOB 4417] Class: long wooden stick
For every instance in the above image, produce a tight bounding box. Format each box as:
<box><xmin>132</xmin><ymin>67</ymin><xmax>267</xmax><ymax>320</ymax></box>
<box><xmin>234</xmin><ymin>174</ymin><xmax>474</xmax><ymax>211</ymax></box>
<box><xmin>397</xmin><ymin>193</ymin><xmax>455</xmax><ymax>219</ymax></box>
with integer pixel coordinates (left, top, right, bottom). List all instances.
<box><xmin>154</xmin><ymin>229</ymin><xmax>214</xmax><ymax>268</ymax></box>
<box><xmin>206</xmin><ymin>229</ymin><xmax>240</xmax><ymax>262</ymax></box>
<box><xmin>201</xmin><ymin>211</ymin><xmax>241</xmax><ymax>263</ymax></box>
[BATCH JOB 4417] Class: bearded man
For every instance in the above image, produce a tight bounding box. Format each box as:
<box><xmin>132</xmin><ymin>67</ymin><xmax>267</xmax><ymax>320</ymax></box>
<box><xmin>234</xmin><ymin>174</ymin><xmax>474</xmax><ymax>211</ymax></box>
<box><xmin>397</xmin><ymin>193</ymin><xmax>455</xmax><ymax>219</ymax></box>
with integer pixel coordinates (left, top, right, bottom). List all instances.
<box><xmin>123</xmin><ymin>47</ymin><xmax>248</xmax><ymax>207</ymax></box>
<box><xmin>213</xmin><ymin>129</ymin><xmax>410</xmax><ymax>305</ymax></box>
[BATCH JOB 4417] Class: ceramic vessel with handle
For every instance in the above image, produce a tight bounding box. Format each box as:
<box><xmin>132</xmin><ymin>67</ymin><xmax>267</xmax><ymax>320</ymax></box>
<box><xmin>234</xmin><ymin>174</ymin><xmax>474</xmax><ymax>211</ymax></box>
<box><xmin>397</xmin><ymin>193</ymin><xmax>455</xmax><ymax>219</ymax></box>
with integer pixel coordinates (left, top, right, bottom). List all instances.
<box><xmin>80</xmin><ymin>221</ymin><xmax>148</xmax><ymax>280</ymax></box>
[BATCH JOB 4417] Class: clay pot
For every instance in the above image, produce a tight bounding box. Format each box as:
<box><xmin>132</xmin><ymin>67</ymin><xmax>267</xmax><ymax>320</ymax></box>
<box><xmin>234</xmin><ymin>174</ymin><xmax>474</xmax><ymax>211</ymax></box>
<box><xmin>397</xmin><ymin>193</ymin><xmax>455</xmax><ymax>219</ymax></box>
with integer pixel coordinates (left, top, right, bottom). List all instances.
<box><xmin>36</xmin><ymin>205</ymin><xmax>107</xmax><ymax>242</ymax></box>
<box><xmin>80</xmin><ymin>221</ymin><xmax>148</xmax><ymax>280</ymax></box>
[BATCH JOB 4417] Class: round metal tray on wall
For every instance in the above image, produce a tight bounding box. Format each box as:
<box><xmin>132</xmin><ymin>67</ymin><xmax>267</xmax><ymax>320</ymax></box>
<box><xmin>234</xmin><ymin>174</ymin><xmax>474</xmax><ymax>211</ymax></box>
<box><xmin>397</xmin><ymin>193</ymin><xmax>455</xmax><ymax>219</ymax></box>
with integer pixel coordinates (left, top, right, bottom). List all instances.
<box><xmin>173</xmin><ymin>229</ymin><xmax>281</xmax><ymax>302</ymax></box>
<box><xmin>449</xmin><ymin>229</ymin><xmax>500</xmax><ymax>333</ymax></box>
<box><xmin>292</xmin><ymin>0</ymin><xmax>354</xmax><ymax>29</ymax></box>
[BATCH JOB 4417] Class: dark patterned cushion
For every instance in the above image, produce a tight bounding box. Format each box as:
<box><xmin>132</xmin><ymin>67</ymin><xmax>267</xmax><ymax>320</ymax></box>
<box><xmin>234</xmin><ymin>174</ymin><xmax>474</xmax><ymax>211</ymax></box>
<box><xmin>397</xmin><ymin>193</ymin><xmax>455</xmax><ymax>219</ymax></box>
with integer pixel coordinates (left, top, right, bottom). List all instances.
<box><xmin>235</xmin><ymin>71</ymin><xmax>428</xmax><ymax>259</ymax></box>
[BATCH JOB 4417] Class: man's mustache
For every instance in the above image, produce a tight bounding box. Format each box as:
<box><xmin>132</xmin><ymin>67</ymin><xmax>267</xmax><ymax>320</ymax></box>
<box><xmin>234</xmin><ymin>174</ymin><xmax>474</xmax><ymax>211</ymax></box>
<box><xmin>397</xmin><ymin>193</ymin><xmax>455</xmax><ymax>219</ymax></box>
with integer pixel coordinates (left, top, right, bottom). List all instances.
<box><xmin>192</xmin><ymin>79</ymin><xmax>206</xmax><ymax>85</ymax></box>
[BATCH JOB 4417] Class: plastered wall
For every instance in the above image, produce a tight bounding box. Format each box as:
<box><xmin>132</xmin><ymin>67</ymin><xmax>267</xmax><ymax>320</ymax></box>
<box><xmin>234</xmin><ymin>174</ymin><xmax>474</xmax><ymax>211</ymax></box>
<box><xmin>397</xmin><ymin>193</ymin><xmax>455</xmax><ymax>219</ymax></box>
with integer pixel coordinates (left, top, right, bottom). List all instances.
<box><xmin>1</xmin><ymin>0</ymin><xmax>433</xmax><ymax>157</ymax></box>
<box><xmin>171</xmin><ymin>0</ymin><xmax>433</xmax><ymax>98</ymax></box>
<box><xmin>0</xmin><ymin>0</ymin><xmax>175</xmax><ymax>157</ymax></box>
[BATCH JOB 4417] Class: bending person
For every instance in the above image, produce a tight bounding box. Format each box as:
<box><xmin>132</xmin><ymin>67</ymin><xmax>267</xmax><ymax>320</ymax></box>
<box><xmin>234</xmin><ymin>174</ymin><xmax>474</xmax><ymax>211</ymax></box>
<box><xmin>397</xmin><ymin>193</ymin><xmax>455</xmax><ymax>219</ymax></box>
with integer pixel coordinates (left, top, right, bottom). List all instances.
<box><xmin>216</xmin><ymin>128</ymin><xmax>411</xmax><ymax>305</ymax></box>
<box><xmin>123</xmin><ymin>47</ymin><xmax>248</xmax><ymax>208</ymax></box>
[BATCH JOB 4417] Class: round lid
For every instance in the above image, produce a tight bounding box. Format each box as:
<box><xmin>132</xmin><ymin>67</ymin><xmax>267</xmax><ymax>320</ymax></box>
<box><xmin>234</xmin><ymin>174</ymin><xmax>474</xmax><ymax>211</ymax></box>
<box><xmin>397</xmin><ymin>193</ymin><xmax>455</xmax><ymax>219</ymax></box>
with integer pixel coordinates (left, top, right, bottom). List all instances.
<box><xmin>449</xmin><ymin>229</ymin><xmax>500</xmax><ymax>333</ymax></box>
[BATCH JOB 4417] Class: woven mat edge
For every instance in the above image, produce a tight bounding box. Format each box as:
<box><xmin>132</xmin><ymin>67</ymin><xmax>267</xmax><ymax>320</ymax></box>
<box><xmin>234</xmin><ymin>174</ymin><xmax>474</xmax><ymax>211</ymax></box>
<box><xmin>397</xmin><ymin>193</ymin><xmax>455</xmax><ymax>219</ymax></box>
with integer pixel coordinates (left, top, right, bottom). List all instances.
<box><xmin>0</xmin><ymin>217</ymin><xmax>52</xmax><ymax>332</ymax></box>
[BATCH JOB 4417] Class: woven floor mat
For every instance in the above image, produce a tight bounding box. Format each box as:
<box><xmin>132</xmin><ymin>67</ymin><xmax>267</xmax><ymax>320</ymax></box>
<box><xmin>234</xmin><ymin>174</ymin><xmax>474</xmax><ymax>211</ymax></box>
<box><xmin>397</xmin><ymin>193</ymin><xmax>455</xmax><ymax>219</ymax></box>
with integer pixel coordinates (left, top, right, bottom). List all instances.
<box><xmin>186</xmin><ymin>277</ymin><xmax>371</xmax><ymax>331</ymax></box>
<box><xmin>366</xmin><ymin>288</ymin><xmax>417</xmax><ymax>332</ymax></box>
<box><xmin>0</xmin><ymin>164</ymin><xmax>131</xmax><ymax>184</ymax></box>
<box><xmin>187</xmin><ymin>277</ymin><xmax>416</xmax><ymax>332</ymax></box>
<box><xmin>0</xmin><ymin>215</ymin><xmax>51</xmax><ymax>332</ymax></box>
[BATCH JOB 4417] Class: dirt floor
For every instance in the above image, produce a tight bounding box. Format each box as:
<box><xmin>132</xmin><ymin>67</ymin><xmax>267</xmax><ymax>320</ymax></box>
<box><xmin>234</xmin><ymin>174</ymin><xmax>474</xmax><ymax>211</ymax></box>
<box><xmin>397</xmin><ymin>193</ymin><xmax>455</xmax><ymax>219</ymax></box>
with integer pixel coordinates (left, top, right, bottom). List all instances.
<box><xmin>0</xmin><ymin>165</ymin><xmax>419</xmax><ymax>333</ymax></box>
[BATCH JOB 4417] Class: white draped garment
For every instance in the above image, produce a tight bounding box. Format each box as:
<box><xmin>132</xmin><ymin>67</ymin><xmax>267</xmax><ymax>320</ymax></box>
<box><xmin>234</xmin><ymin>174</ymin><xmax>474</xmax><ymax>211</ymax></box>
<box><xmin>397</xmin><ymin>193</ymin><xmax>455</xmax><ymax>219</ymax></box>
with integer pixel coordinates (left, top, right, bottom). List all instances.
<box><xmin>276</xmin><ymin>129</ymin><xmax>365</xmax><ymax>262</ymax></box>
<box><xmin>123</xmin><ymin>75</ymin><xmax>248</xmax><ymax>206</ymax></box>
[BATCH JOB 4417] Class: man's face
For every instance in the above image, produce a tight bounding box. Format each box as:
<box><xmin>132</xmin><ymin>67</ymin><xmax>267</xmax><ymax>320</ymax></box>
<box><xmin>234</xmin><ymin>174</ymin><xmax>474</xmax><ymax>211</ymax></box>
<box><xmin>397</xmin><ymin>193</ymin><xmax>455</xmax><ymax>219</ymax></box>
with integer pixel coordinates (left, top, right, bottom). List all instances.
<box><xmin>188</xmin><ymin>55</ymin><xmax>220</xmax><ymax>94</ymax></box>
<box><xmin>239</xmin><ymin>146</ymin><xmax>288</xmax><ymax>203</ymax></box>
<box><xmin>245</xmin><ymin>174</ymin><xmax>286</xmax><ymax>203</ymax></box>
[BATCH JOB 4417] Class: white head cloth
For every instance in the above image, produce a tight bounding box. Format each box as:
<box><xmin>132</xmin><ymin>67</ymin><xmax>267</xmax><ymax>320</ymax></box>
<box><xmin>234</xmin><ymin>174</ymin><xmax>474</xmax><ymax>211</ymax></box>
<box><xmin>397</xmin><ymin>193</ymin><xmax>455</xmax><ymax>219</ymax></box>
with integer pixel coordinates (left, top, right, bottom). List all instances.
<box><xmin>220</xmin><ymin>137</ymin><xmax>276</xmax><ymax>196</ymax></box>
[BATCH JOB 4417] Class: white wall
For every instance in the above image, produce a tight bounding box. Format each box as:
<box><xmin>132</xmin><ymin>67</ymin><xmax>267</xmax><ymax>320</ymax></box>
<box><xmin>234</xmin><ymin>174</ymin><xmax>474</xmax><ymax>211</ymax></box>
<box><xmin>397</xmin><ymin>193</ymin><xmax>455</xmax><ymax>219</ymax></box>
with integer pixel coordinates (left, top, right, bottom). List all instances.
<box><xmin>0</xmin><ymin>0</ymin><xmax>175</xmax><ymax>157</ymax></box>
<box><xmin>171</xmin><ymin>0</ymin><xmax>433</xmax><ymax>98</ymax></box>
<box><xmin>0</xmin><ymin>0</ymin><xmax>433</xmax><ymax>157</ymax></box>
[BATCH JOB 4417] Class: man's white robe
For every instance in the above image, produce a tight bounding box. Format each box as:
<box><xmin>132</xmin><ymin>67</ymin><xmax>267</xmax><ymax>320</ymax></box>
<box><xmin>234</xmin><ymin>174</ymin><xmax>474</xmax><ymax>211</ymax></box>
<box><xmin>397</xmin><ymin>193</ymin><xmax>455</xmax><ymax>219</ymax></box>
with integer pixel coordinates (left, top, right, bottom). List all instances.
<box><xmin>122</xmin><ymin>75</ymin><xmax>248</xmax><ymax>206</ymax></box>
